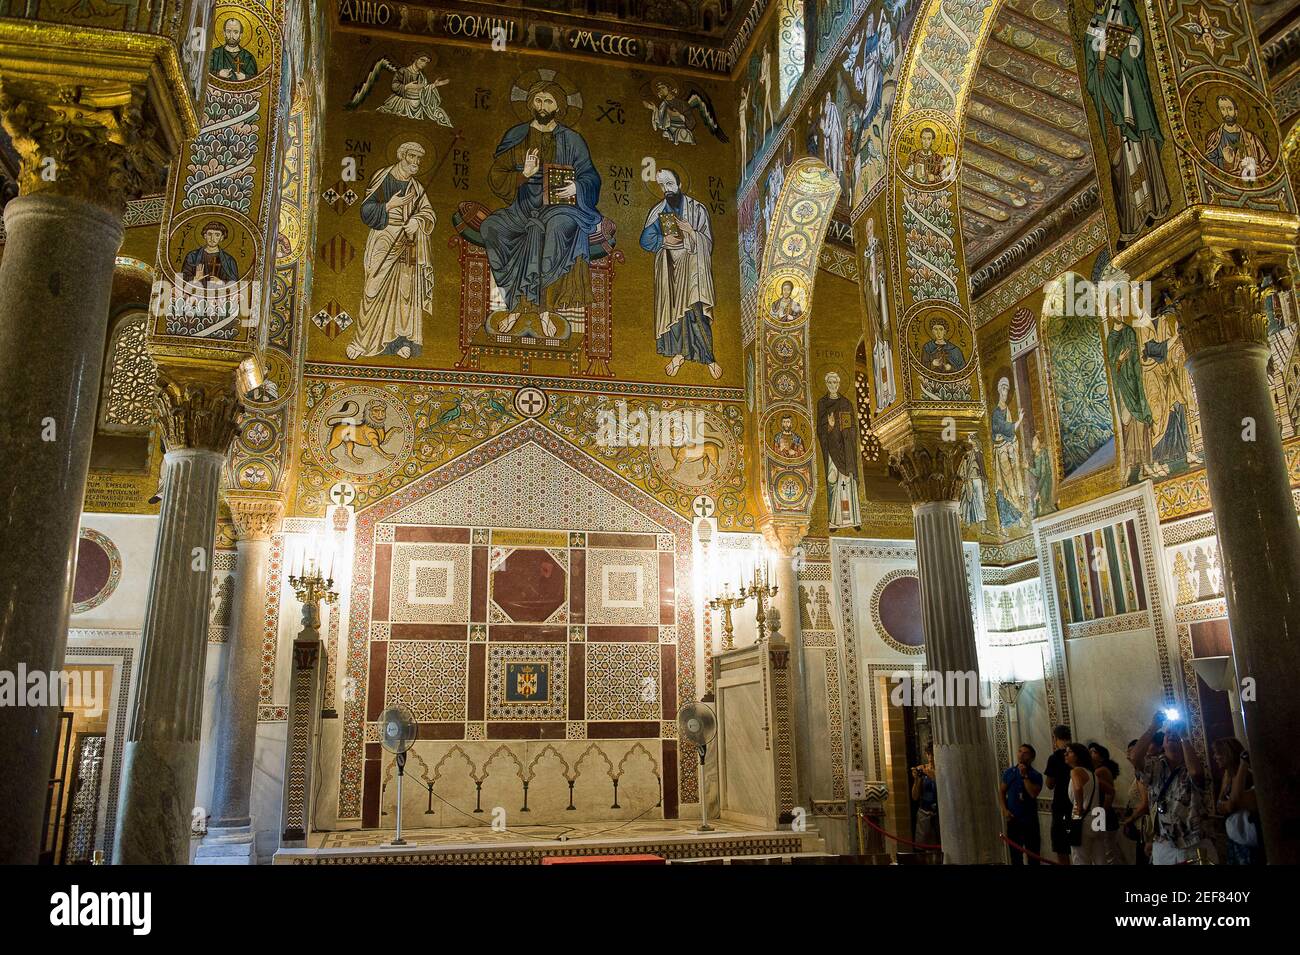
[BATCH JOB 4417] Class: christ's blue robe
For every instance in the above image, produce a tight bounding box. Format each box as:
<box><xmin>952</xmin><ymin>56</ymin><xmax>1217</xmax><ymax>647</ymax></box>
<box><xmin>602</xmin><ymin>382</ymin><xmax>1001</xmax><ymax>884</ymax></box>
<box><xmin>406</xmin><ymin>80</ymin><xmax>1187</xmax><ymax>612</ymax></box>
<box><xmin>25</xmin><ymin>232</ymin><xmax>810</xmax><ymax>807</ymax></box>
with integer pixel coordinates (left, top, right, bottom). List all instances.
<box><xmin>480</xmin><ymin>123</ymin><xmax>602</xmax><ymax>311</ymax></box>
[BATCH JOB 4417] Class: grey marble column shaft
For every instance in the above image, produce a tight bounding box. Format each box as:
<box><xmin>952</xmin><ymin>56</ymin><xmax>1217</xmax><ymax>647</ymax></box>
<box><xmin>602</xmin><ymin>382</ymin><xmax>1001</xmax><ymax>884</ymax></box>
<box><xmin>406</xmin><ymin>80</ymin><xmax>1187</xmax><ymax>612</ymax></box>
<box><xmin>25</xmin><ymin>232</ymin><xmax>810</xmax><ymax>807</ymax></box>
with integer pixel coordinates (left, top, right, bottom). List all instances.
<box><xmin>1186</xmin><ymin>342</ymin><xmax>1300</xmax><ymax>864</ymax></box>
<box><xmin>912</xmin><ymin>500</ymin><xmax>1002</xmax><ymax>864</ymax></box>
<box><xmin>114</xmin><ymin>448</ymin><xmax>225</xmax><ymax>864</ymax></box>
<box><xmin>208</xmin><ymin>535</ymin><xmax>271</xmax><ymax>829</ymax></box>
<box><xmin>0</xmin><ymin>195</ymin><xmax>123</xmax><ymax>863</ymax></box>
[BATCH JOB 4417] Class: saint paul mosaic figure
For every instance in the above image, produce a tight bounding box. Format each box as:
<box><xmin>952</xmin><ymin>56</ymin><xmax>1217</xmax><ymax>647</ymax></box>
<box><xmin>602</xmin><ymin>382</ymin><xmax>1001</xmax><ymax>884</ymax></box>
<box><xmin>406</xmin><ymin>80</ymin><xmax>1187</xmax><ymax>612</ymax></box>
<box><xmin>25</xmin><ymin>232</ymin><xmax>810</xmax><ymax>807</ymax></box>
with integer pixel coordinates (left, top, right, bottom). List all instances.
<box><xmin>640</xmin><ymin>167</ymin><xmax>721</xmax><ymax>379</ymax></box>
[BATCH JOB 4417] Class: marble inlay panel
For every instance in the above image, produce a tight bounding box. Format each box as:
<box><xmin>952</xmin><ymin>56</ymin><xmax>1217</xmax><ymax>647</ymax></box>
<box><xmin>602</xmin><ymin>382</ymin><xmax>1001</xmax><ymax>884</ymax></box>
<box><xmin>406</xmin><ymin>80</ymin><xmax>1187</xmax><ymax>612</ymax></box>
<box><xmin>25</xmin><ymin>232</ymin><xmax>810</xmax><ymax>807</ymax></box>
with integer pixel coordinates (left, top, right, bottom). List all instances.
<box><xmin>586</xmin><ymin>548</ymin><xmax>660</xmax><ymax>626</ymax></box>
<box><xmin>390</xmin><ymin>543</ymin><xmax>471</xmax><ymax>624</ymax></box>
<box><xmin>586</xmin><ymin>643</ymin><xmax>661</xmax><ymax>721</ymax></box>
<box><xmin>384</xmin><ymin>640</ymin><xmax>468</xmax><ymax>722</ymax></box>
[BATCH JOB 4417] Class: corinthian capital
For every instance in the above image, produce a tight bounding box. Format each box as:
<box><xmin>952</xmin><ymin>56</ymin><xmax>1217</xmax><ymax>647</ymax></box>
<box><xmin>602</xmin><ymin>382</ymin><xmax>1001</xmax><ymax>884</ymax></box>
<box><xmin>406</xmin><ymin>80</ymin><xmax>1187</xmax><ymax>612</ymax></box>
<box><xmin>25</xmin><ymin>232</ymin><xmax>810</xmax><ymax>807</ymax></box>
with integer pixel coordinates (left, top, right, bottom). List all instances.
<box><xmin>154</xmin><ymin>369</ymin><xmax>242</xmax><ymax>454</ymax></box>
<box><xmin>226</xmin><ymin>494</ymin><xmax>285</xmax><ymax>542</ymax></box>
<box><xmin>889</xmin><ymin>437</ymin><xmax>973</xmax><ymax>505</ymax></box>
<box><xmin>759</xmin><ymin>520</ymin><xmax>808</xmax><ymax>557</ymax></box>
<box><xmin>0</xmin><ymin>78</ymin><xmax>162</xmax><ymax>212</ymax></box>
<box><xmin>1160</xmin><ymin>247</ymin><xmax>1291</xmax><ymax>356</ymax></box>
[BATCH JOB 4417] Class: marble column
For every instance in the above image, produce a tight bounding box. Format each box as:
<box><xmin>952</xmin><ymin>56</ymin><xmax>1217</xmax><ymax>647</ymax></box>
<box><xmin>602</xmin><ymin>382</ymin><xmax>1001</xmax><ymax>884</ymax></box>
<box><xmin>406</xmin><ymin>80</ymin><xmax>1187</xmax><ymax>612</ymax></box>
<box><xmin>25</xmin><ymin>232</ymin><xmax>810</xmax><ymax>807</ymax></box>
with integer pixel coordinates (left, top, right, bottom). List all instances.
<box><xmin>0</xmin><ymin>84</ymin><xmax>154</xmax><ymax>863</ymax></box>
<box><xmin>893</xmin><ymin>442</ymin><xmax>1002</xmax><ymax>865</ymax></box>
<box><xmin>115</xmin><ymin>371</ymin><xmax>240</xmax><ymax>865</ymax></box>
<box><xmin>195</xmin><ymin>495</ymin><xmax>282</xmax><ymax>864</ymax></box>
<box><xmin>1169</xmin><ymin>249</ymin><xmax>1300</xmax><ymax>864</ymax></box>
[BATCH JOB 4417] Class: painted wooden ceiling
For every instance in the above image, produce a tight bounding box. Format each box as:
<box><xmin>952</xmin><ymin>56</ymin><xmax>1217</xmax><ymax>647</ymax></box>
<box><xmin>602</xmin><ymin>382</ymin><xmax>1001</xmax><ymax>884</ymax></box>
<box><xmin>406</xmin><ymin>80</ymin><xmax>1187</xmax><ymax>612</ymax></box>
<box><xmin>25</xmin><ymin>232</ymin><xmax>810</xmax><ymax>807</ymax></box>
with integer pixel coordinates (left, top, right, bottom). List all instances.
<box><xmin>962</xmin><ymin>0</ymin><xmax>1300</xmax><ymax>273</ymax></box>
<box><xmin>959</xmin><ymin>0</ymin><xmax>1091</xmax><ymax>270</ymax></box>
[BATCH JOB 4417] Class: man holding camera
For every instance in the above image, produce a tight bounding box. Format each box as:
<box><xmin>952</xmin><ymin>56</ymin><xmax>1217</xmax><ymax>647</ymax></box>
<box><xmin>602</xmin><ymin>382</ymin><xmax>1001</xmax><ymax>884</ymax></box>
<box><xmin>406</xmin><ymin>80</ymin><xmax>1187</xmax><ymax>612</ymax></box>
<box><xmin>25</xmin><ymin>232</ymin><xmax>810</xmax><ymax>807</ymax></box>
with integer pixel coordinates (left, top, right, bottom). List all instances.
<box><xmin>1129</xmin><ymin>710</ymin><xmax>1215</xmax><ymax>864</ymax></box>
<box><xmin>910</xmin><ymin>745</ymin><xmax>939</xmax><ymax>851</ymax></box>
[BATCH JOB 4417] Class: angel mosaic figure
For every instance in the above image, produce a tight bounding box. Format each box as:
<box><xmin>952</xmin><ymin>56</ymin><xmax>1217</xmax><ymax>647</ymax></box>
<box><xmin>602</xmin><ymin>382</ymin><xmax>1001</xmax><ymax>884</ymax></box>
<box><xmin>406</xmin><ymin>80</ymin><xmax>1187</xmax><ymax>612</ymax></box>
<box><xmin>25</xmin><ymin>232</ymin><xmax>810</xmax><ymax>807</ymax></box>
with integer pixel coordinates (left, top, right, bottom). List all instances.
<box><xmin>643</xmin><ymin>79</ymin><xmax>729</xmax><ymax>146</ymax></box>
<box><xmin>344</xmin><ymin>53</ymin><xmax>453</xmax><ymax>126</ymax></box>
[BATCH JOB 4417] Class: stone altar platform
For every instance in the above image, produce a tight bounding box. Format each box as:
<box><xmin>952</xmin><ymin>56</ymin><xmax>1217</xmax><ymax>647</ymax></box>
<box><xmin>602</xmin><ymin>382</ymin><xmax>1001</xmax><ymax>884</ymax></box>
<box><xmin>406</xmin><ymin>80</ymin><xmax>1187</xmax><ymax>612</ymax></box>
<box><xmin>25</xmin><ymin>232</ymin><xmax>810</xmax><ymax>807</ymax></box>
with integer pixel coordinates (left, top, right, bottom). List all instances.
<box><xmin>273</xmin><ymin>820</ymin><xmax>825</xmax><ymax>865</ymax></box>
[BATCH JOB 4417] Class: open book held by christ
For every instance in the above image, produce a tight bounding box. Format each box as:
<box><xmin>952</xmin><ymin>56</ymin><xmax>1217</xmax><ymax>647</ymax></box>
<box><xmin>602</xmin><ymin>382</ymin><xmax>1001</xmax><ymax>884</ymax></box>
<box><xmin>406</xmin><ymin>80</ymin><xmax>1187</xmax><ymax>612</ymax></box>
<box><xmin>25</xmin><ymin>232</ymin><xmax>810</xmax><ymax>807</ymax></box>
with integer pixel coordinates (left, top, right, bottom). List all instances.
<box><xmin>543</xmin><ymin>163</ymin><xmax>578</xmax><ymax>206</ymax></box>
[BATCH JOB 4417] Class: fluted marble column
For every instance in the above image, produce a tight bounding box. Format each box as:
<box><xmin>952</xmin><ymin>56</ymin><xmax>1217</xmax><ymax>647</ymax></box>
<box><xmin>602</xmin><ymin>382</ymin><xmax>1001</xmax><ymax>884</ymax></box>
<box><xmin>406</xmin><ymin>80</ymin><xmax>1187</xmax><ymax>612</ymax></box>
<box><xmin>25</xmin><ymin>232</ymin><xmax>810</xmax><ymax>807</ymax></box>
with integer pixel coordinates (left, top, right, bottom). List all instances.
<box><xmin>893</xmin><ymin>442</ymin><xmax>1002</xmax><ymax>864</ymax></box>
<box><xmin>1167</xmin><ymin>249</ymin><xmax>1300</xmax><ymax>864</ymax></box>
<box><xmin>0</xmin><ymin>81</ymin><xmax>157</xmax><ymax>863</ymax></box>
<box><xmin>196</xmin><ymin>495</ymin><xmax>282</xmax><ymax>863</ymax></box>
<box><xmin>115</xmin><ymin>372</ymin><xmax>240</xmax><ymax>864</ymax></box>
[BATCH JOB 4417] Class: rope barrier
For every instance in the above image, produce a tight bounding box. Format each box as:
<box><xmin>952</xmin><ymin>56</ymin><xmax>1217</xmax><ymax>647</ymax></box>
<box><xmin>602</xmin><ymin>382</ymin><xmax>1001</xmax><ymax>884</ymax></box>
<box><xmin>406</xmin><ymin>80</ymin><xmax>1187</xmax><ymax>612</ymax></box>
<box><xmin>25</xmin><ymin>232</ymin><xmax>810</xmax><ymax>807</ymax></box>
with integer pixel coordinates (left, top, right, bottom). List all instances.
<box><xmin>999</xmin><ymin>832</ymin><xmax>1063</xmax><ymax>865</ymax></box>
<box><xmin>859</xmin><ymin>813</ymin><xmax>1067</xmax><ymax>865</ymax></box>
<box><xmin>858</xmin><ymin>812</ymin><xmax>943</xmax><ymax>851</ymax></box>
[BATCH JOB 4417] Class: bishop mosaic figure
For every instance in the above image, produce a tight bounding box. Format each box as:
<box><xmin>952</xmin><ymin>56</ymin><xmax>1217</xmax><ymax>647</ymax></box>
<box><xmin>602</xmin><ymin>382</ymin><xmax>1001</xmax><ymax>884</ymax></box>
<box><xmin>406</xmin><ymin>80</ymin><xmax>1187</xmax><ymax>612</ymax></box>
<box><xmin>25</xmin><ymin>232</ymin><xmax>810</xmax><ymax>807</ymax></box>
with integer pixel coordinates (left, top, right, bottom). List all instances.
<box><xmin>816</xmin><ymin>371</ymin><xmax>861</xmax><ymax>531</ymax></box>
<box><xmin>1083</xmin><ymin>0</ymin><xmax>1172</xmax><ymax>240</ymax></box>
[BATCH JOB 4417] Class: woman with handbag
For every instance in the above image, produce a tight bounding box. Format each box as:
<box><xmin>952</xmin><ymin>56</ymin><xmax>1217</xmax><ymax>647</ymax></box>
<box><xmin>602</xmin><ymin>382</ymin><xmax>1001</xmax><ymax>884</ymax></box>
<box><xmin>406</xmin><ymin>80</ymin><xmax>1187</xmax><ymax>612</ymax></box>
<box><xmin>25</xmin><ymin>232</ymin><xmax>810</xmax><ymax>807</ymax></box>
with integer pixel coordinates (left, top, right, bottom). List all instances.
<box><xmin>1119</xmin><ymin>739</ymin><xmax>1151</xmax><ymax>865</ymax></box>
<box><xmin>1212</xmin><ymin>737</ymin><xmax>1261</xmax><ymax>864</ymax></box>
<box><xmin>1065</xmin><ymin>743</ymin><xmax>1105</xmax><ymax>864</ymax></box>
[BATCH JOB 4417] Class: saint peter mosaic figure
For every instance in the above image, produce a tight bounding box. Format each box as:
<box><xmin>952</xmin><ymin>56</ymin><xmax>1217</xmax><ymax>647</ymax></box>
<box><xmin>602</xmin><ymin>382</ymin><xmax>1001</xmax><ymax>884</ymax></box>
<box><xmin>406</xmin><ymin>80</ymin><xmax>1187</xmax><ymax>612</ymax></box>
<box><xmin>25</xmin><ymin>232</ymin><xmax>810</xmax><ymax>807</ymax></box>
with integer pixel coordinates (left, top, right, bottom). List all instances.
<box><xmin>350</xmin><ymin>141</ymin><xmax>437</xmax><ymax>359</ymax></box>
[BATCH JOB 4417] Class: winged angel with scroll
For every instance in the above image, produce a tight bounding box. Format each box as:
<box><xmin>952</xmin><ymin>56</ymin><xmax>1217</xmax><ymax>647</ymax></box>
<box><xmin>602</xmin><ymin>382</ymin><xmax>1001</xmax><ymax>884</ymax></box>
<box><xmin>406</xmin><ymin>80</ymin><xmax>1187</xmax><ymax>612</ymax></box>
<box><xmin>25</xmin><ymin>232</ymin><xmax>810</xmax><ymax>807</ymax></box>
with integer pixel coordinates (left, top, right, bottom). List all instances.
<box><xmin>344</xmin><ymin>52</ymin><xmax>453</xmax><ymax>126</ymax></box>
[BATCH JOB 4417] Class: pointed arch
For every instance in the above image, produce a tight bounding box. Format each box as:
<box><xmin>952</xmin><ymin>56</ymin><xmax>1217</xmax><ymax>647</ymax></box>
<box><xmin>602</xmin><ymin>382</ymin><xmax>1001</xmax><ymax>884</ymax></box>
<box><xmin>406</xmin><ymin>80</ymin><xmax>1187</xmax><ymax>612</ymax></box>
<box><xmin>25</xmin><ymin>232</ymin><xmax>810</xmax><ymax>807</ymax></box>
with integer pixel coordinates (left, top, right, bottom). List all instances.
<box><xmin>752</xmin><ymin>157</ymin><xmax>840</xmax><ymax>539</ymax></box>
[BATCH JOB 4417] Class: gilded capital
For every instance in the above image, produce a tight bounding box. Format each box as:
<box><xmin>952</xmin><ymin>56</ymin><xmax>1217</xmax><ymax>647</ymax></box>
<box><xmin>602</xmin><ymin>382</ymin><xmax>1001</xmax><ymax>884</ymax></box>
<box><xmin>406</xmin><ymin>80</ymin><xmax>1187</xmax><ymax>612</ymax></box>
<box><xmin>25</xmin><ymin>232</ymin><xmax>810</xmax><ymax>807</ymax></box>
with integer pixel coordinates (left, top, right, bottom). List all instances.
<box><xmin>889</xmin><ymin>437</ymin><xmax>973</xmax><ymax>506</ymax></box>
<box><xmin>226</xmin><ymin>495</ymin><xmax>285</xmax><ymax>542</ymax></box>
<box><xmin>0</xmin><ymin>20</ymin><xmax>197</xmax><ymax>212</ymax></box>
<box><xmin>0</xmin><ymin>78</ymin><xmax>161</xmax><ymax>213</ymax></box>
<box><xmin>154</xmin><ymin>369</ymin><xmax>242</xmax><ymax>454</ymax></box>
<box><xmin>1159</xmin><ymin>247</ymin><xmax>1290</xmax><ymax>356</ymax></box>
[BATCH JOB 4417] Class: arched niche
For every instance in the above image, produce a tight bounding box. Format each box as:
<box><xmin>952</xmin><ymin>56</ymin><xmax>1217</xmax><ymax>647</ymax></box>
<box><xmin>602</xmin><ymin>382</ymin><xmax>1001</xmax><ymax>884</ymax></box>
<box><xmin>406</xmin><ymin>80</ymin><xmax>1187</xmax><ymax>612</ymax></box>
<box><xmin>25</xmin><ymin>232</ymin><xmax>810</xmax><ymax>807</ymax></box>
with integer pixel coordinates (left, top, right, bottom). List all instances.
<box><xmin>90</xmin><ymin>259</ymin><xmax>159</xmax><ymax>473</ymax></box>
